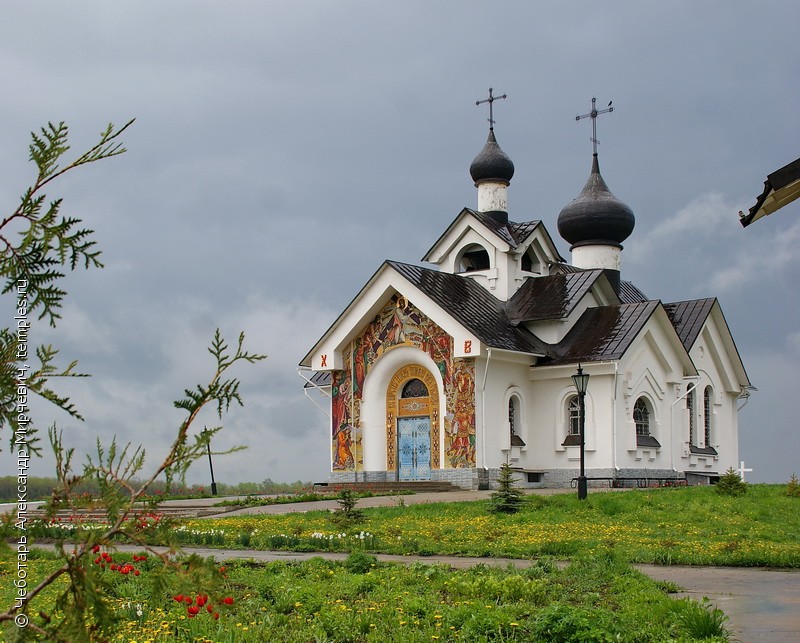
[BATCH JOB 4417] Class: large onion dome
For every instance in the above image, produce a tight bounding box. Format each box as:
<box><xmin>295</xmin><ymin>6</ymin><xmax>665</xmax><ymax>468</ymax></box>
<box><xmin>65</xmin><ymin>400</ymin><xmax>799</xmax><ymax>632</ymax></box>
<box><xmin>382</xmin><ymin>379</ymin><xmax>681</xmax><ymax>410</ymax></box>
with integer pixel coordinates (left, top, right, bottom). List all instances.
<box><xmin>557</xmin><ymin>154</ymin><xmax>635</xmax><ymax>248</ymax></box>
<box><xmin>469</xmin><ymin>130</ymin><xmax>515</xmax><ymax>185</ymax></box>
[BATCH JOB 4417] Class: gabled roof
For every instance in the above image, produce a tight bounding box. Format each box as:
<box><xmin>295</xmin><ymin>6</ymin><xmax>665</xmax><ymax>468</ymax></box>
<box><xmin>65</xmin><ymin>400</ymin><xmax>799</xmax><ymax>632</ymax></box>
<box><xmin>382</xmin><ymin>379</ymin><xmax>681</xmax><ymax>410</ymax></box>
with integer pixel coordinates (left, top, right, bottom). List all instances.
<box><xmin>619</xmin><ymin>281</ymin><xmax>648</xmax><ymax>303</ymax></box>
<box><xmin>663</xmin><ymin>298</ymin><xmax>751</xmax><ymax>388</ymax></box>
<box><xmin>422</xmin><ymin>208</ymin><xmax>565</xmax><ymax>263</ymax></box>
<box><xmin>662</xmin><ymin>298</ymin><xmax>716</xmax><ymax>351</ymax></box>
<box><xmin>740</xmin><ymin>157</ymin><xmax>800</xmax><ymax>227</ymax></box>
<box><xmin>387</xmin><ymin>260</ymin><xmax>548</xmax><ymax>354</ymax></box>
<box><xmin>506</xmin><ymin>270</ymin><xmax>606</xmax><ymax>323</ymax></box>
<box><xmin>542</xmin><ymin>301</ymin><xmax>661</xmax><ymax>365</ymax></box>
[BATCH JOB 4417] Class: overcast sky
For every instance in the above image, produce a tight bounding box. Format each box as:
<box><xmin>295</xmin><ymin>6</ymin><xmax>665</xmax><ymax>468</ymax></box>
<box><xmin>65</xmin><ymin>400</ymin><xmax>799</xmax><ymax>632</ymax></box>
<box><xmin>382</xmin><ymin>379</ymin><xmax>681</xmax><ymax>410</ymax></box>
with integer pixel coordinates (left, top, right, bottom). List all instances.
<box><xmin>2</xmin><ymin>2</ymin><xmax>798</xmax><ymax>486</ymax></box>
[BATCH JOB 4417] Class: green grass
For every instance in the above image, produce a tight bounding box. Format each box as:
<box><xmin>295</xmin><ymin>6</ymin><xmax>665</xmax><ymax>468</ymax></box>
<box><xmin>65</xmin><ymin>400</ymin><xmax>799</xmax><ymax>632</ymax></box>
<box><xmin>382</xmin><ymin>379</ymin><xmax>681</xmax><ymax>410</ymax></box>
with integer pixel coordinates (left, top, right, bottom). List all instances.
<box><xmin>165</xmin><ymin>484</ymin><xmax>800</xmax><ymax>567</ymax></box>
<box><xmin>1</xmin><ymin>548</ymin><xmax>732</xmax><ymax>642</ymax></box>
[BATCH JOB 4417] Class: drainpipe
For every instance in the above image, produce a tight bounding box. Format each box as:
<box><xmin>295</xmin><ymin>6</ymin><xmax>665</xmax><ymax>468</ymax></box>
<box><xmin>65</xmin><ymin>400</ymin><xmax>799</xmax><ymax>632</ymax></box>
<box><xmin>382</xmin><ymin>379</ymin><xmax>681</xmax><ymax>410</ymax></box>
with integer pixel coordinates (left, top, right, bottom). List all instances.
<box><xmin>612</xmin><ymin>362</ymin><xmax>618</xmax><ymax>474</ymax></box>
<box><xmin>480</xmin><ymin>348</ymin><xmax>493</xmax><ymax>475</ymax></box>
<box><xmin>736</xmin><ymin>385</ymin><xmax>757</xmax><ymax>411</ymax></box>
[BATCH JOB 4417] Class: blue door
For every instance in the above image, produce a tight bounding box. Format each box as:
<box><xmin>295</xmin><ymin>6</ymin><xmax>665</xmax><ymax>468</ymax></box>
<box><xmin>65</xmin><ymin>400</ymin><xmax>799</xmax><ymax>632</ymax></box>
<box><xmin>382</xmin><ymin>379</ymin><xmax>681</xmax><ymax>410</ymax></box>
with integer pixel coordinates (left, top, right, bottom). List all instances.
<box><xmin>397</xmin><ymin>417</ymin><xmax>431</xmax><ymax>481</ymax></box>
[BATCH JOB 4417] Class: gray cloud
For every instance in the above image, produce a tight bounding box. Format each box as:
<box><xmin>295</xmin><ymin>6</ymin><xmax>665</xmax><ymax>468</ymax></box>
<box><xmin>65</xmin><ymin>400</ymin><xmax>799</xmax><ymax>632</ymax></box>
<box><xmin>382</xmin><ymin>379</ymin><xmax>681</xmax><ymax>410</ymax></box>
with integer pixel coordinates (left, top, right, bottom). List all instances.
<box><xmin>2</xmin><ymin>2</ymin><xmax>798</xmax><ymax>484</ymax></box>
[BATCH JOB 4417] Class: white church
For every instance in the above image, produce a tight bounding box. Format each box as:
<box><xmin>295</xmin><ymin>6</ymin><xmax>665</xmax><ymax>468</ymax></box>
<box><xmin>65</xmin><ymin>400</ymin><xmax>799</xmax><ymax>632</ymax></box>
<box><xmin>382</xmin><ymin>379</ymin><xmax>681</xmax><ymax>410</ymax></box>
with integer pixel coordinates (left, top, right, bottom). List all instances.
<box><xmin>300</xmin><ymin>99</ymin><xmax>751</xmax><ymax>490</ymax></box>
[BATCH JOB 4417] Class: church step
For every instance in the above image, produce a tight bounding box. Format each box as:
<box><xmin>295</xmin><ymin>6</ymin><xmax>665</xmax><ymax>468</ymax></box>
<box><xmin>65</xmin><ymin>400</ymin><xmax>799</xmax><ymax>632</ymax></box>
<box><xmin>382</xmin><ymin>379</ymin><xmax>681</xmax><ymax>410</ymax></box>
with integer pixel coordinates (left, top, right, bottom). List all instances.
<box><xmin>313</xmin><ymin>481</ymin><xmax>462</xmax><ymax>494</ymax></box>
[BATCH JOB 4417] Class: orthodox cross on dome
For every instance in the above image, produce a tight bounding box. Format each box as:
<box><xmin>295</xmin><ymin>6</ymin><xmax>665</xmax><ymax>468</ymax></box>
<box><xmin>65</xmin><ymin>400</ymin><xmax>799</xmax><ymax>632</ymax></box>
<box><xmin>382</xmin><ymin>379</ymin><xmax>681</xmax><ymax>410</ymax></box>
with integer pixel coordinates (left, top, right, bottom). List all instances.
<box><xmin>476</xmin><ymin>87</ymin><xmax>507</xmax><ymax>130</ymax></box>
<box><xmin>575</xmin><ymin>97</ymin><xmax>613</xmax><ymax>155</ymax></box>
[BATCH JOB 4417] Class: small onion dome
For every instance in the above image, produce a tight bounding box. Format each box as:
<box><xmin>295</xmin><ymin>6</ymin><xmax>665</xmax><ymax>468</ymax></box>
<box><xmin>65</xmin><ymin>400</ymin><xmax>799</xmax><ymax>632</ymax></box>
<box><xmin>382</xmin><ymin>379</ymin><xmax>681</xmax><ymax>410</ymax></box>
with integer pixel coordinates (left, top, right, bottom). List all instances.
<box><xmin>557</xmin><ymin>154</ymin><xmax>635</xmax><ymax>248</ymax></box>
<box><xmin>469</xmin><ymin>130</ymin><xmax>515</xmax><ymax>185</ymax></box>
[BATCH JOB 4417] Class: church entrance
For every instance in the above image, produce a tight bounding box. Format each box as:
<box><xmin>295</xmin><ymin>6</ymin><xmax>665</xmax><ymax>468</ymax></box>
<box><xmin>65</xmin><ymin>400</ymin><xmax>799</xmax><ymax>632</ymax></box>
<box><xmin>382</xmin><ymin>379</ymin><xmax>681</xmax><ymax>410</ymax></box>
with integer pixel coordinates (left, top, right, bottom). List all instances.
<box><xmin>386</xmin><ymin>364</ymin><xmax>440</xmax><ymax>481</ymax></box>
<box><xmin>398</xmin><ymin>417</ymin><xmax>431</xmax><ymax>480</ymax></box>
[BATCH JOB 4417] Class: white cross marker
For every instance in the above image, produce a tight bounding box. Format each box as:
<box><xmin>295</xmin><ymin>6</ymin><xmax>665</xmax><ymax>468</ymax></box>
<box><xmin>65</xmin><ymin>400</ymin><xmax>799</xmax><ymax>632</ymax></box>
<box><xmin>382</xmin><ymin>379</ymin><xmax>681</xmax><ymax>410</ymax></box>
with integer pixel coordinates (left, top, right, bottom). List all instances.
<box><xmin>737</xmin><ymin>460</ymin><xmax>753</xmax><ymax>481</ymax></box>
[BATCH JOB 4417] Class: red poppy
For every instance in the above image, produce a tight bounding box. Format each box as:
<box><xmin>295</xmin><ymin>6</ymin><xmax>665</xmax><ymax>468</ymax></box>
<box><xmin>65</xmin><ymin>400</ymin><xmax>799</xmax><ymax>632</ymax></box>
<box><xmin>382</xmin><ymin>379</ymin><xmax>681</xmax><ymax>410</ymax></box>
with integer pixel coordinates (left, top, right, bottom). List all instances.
<box><xmin>173</xmin><ymin>594</ymin><xmax>184</xmax><ymax>602</ymax></box>
<box><xmin>187</xmin><ymin>606</ymin><xmax>200</xmax><ymax>616</ymax></box>
<box><xmin>222</xmin><ymin>597</ymin><xmax>234</xmax><ymax>605</ymax></box>
<box><xmin>206</xmin><ymin>603</ymin><xmax>214</xmax><ymax>613</ymax></box>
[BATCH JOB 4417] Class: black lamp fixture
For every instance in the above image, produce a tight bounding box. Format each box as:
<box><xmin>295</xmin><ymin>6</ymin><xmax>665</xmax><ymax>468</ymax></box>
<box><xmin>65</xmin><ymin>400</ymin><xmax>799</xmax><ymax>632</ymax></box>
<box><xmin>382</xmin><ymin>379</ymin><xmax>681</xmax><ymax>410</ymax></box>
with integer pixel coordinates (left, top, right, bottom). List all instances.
<box><xmin>201</xmin><ymin>428</ymin><xmax>218</xmax><ymax>496</ymax></box>
<box><xmin>571</xmin><ymin>364</ymin><xmax>590</xmax><ymax>500</ymax></box>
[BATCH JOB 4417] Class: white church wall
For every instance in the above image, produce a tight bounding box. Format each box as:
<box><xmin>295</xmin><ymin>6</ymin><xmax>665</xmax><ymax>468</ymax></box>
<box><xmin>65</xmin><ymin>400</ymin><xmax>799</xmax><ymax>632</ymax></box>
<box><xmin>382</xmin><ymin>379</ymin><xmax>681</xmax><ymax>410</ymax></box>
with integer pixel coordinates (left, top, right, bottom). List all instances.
<box><xmin>683</xmin><ymin>322</ymin><xmax>741</xmax><ymax>476</ymax></box>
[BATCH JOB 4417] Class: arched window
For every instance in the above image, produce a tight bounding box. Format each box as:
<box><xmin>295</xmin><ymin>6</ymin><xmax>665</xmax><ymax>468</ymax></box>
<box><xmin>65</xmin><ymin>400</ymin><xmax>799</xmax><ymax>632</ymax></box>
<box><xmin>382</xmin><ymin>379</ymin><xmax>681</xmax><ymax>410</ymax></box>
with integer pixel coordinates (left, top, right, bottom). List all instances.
<box><xmin>568</xmin><ymin>396</ymin><xmax>581</xmax><ymax>436</ymax></box>
<box><xmin>703</xmin><ymin>386</ymin><xmax>713</xmax><ymax>447</ymax></box>
<box><xmin>634</xmin><ymin>398</ymin><xmax>650</xmax><ymax>436</ymax></box>
<box><xmin>508</xmin><ymin>394</ymin><xmax>525</xmax><ymax>447</ymax></box>
<box><xmin>561</xmin><ymin>395</ymin><xmax>582</xmax><ymax>447</ymax></box>
<box><xmin>686</xmin><ymin>388</ymin><xmax>696</xmax><ymax>445</ymax></box>
<box><xmin>634</xmin><ymin>397</ymin><xmax>661</xmax><ymax>448</ymax></box>
<box><xmin>401</xmin><ymin>378</ymin><xmax>428</xmax><ymax>398</ymax></box>
<box><xmin>458</xmin><ymin>244</ymin><xmax>490</xmax><ymax>272</ymax></box>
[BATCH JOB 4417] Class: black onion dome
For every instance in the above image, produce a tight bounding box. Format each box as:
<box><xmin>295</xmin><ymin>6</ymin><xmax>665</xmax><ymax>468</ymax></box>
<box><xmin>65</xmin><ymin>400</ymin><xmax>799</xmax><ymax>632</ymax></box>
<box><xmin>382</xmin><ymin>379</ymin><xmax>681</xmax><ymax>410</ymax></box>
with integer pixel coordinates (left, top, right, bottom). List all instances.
<box><xmin>557</xmin><ymin>155</ymin><xmax>635</xmax><ymax>248</ymax></box>
<box><xmin>469</xmin><ymin>130</ymin><xmax>515</xmax><ymax>185</ymax></box>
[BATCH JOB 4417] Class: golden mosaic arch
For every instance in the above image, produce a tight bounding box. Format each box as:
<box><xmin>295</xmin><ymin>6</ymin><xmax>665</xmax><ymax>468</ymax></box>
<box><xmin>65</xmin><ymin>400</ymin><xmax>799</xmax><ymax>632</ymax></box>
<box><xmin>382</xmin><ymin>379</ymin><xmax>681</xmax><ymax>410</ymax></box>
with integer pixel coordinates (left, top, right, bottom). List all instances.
<box><xmin>385</xmin><ymin>364</ymin><xmax>440</xmax><ymax>472</ymax></box>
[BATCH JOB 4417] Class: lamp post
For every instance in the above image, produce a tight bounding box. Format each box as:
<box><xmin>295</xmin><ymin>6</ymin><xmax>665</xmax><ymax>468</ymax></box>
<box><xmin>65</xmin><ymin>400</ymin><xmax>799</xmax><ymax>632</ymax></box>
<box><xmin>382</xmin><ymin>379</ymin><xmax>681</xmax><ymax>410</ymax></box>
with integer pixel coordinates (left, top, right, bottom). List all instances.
<box><xmin>202</xmin><ymin>428</ymin><xmax>218</xmax><ymax>496</ymax></box>
<box><xmin>571</xmin><ymin>364</ymin><xmax>590</xmax><ymax>500</ymax></box>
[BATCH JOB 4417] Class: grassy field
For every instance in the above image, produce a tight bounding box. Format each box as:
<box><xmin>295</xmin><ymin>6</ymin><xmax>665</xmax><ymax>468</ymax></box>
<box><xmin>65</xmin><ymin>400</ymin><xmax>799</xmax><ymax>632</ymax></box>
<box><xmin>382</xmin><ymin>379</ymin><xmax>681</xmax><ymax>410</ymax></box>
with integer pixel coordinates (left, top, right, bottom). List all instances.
<box><xmin>6</xmin><ymin>484</ymin><xmax>796</xmax><ymax>640</ymax></box>
<box><xmin>1</xmin><ymin>548</ymin><xmax>731</xmax><ymax>642</ymax></box>
<box><xmin>165</xmin><ymin>485</ymin><xmax>800</xmax><ymax>568</ymax></box>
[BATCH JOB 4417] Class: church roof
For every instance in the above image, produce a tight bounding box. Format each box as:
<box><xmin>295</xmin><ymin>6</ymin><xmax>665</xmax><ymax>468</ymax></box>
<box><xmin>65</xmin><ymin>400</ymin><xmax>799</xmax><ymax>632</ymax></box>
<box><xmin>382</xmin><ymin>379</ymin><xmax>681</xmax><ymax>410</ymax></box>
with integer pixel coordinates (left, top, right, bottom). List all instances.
<box><xmin>740</xmin><ymin>156</ymin><xmax>800</xmax><ymax>227</ymax></box>
<box><xmin>557</xmin><ymin>154</ymin><xmax>635</xmax><ymax>249</ymax></box>
<box><xmin>543</xmin><ymin>301</ymin><xmax>661</xmax><ymax>365</ymax></box>
<box><xmin>507</xmin><ymin>270</ymin><xmax>606</xmax><ymax>323</ymax></box>
<box><xmin>662</xmin><ymin>298</ymin><xmax>716</xmax><ymax>351</ymax></box>
<box><xmin>469</xmin><ymin>129</ymin><xmax>515</xmax><ymax>185</ymax></box>
<box><xmin>618</xmin><ymin>281</ymin><xmax>648</xmax><ymax>304</ymax></box>
<box><xmin>387</xmin><ymin>260</ymin><xmax>548</xmax><ymax>354</ymax></box>
<box><xmin>470</xmin><ymin>211</ymin><xmax>538</xmax><ymax>248</ymax></box>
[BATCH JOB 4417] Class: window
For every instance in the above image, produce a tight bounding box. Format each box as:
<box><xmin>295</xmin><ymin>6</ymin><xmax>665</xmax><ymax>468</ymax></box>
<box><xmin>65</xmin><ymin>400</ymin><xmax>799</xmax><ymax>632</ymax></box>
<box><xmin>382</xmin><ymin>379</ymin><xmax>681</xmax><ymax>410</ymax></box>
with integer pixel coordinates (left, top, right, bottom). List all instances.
<box><xmin>703</xmin><ymin>386</ymin><xmax>713</xmax><ymax>447</ymax></box>
<box><xmin>561</xmin><ymin>395</ymin><xmax>582</xmax><ymax>447</ymax></box>
<box><xmin>458</xmin><ymin>244</ymin><xmax>490</xmax><ymax>272</ymax></box>
<box><xmin>521</xmin><ymin>248</ymin><xmax>541</xmax><ymax>273</ymax></box>
<box><xmin>634</xmin><ymin>398</ymin><xmax>650</xmax><ymax>436</ymax></box>
<box><xmin>634</xmin><ymin>397</ymin><xmax>661</xmax><ymax>448</ymax></box>
<box><xmin>508</xmin><ymin>395</ymin><xmax>525</xmax><ymax>447</ymax></box>
<box><xmin>568</xmin><ymin>396</ymin><xmax>581</xmax><ymax>435</ymax></box>
<box><xmin>686</xmin><ymin>388</ymin><xmax>695</xmax><ymax>445</ymax></box>
<box><xmin>401</xmin><ymin>378</ymin><xmax>428</xmax><ymax>398</ymax></box>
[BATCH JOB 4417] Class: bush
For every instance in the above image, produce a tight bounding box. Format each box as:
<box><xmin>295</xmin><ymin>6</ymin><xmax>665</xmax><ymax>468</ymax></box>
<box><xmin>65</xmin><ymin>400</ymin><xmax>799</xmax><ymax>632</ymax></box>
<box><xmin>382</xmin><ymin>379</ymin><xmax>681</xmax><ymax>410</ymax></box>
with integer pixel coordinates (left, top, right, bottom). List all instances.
<box><xmin>715</xmin><ymin>468</ymin><xmax>748</xmax><ymax>497</ymax></box>
<box><xmin>488</xmin><ymin>462</ymin><xmax>524</xmax><ymax>514</ymax></box>
<box><xmin>344</xmin><ymin>551</ymin><xmax>377</xmax><ymax>574</ymax></box>
<box><xmin>786</xmin><ymin>473</ymin><xmax>800</xmax><ymax>498</ymax></box>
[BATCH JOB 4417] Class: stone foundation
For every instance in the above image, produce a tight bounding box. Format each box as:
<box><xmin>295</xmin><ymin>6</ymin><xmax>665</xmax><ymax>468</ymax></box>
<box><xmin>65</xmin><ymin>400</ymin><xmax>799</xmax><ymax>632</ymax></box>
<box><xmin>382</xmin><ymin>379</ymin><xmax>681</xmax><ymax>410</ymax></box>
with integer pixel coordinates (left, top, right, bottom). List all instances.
<box><xmin>328</xmin><ymin>467</ymin><xmax>686</xmax><ymax>490</ymax></box>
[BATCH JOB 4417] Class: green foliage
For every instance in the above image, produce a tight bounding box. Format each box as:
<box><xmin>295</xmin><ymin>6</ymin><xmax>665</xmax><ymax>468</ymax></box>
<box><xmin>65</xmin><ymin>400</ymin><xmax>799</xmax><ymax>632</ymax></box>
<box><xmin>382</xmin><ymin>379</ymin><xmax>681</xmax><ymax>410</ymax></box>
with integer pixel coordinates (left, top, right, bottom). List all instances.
<box><xmin>670</xmin><ymin>597</ymin><xmax>731</xmax><ymax>640</ymax></box>
<box><xmin>488</xmin><ymin>462</ymin><xmax>524</xmax><ymax>514</ymax></box>
<box><xmin>159</xmin><ymin>484</ymin><xmax>800</xmax><ymax>568</ymax></box>
<box><xmin>0</xmin><ymin>121</ymin><xmax>266</xmax><ymax>639</ymax></box>
<box><xmin>787</xmin><ymin>473</ymin><xmax>800</xmax><ymax>498</ymax></box>
<box><xmin>343</xmin><ymin>551</ymin><xmax>377</xmax><ymax>574</ymax></box>
<box><xmin>715</xmin><ymin>467</ymin><xmax>748</xmax><ymax>497</ymax></box>
<box><xmin>331</xmin><ymin>489</ymin><xmax>364</xmax><ymax>527</ymax></box>
<box><xmin>1</xmin><ymin>120</ymin><xmax>133</xmax><ymax>452</ymax></box>
<box><xmin>0</xmin><ymin>549</ymin><xmax>733</xmax><ymax>641</ymax></box>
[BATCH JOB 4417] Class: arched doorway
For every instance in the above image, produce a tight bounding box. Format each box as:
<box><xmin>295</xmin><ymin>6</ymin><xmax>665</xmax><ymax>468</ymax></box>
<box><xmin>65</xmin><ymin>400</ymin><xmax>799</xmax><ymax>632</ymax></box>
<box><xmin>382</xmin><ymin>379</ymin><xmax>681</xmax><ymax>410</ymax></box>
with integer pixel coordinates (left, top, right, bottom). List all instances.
<box><xmin>386</xmin><ymin>364</ymin><xmax>440</xmax><ymax>481</ymax></box>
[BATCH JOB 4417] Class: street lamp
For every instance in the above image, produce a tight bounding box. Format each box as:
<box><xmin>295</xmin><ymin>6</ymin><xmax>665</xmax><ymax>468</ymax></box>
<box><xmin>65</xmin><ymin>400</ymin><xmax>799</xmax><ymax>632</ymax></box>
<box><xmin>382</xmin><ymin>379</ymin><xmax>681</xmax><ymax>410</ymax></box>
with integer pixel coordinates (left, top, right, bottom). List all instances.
<box><xmin>571</xmin><ymin>364</ymin><xmax>590</xmax><ymax>500</ymax></box>
<box><xmin>202</xmin><ymin>428</ymin><xmax>218</xmax><ymax>496</ymax></box>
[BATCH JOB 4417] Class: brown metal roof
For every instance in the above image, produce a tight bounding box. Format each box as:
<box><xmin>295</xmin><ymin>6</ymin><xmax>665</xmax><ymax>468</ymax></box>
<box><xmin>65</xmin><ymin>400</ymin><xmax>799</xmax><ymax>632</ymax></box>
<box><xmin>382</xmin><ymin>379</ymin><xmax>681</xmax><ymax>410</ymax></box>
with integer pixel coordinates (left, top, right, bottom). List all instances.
<box><xmin>662</xmin><ymin>298</ymin><xmax>716</xmax><ymax>351</ymax></box>
<box><xmin>507</xmin><ymin>270</ymin><xmax>604</xmax><ymax>323</ymax></box>
<box><xmin>741</xmin><ymin>157</ymin><xmax>800</xmax><ymax>227</ymax></box>
<box><xmin>388</xmin><ymin>260</ymin><xmax>549</xmax><ymax>354</ymax></box>
<box><xmin>543</xmin><ymin>301</ymin><xmax>660</xmax><ymax>365</ymax></box>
